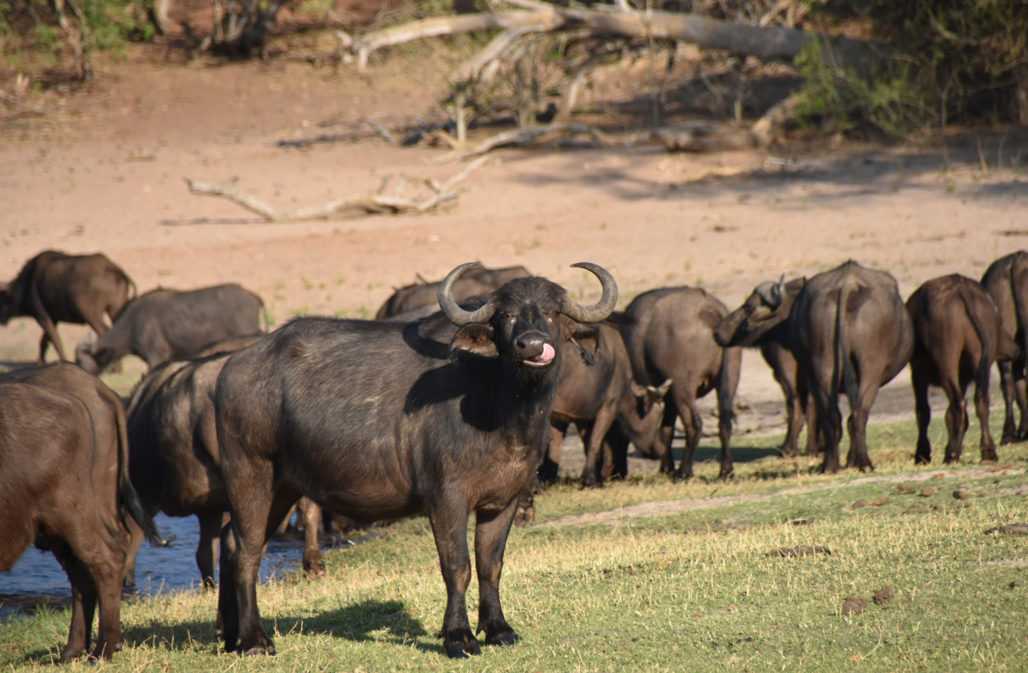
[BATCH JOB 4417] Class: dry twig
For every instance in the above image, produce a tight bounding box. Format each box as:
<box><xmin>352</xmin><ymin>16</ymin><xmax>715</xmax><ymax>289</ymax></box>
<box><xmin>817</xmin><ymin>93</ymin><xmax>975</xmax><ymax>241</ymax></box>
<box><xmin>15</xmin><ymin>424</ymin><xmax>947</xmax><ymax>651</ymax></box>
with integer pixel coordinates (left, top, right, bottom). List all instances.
<box><xmin>184</xmin><ymin>156</ymin><xmax>492</xmax><ymax>223</ymax></box>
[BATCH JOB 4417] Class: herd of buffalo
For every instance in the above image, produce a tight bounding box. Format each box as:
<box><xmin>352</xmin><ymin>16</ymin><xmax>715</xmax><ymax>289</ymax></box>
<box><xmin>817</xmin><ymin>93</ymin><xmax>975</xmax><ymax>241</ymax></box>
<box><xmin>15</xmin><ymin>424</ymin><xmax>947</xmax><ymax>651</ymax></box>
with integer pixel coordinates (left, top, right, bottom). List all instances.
<box><xmin>2</xmin><ymin>248</ymin><xmax>1027</xmax><ymax>660</ymax></box>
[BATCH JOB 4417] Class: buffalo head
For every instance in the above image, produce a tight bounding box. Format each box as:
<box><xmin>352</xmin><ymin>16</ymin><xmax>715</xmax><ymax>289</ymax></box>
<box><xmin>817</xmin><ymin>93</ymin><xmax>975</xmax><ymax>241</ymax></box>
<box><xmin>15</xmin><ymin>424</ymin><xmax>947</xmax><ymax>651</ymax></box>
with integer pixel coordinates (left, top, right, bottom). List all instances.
<box><xmin>715</xmin><ymin>276</ymin><xmax>806</xmax><ymax>347</ymax></box>
<box><xmin>439</xmin><ymin>262</ymin><xmax>617</xmax><ymax>372</ymax></box>
<box><xmin>74</xmin><ymin>338</ymin><xmax>110</xmax><ymax>375</ymax></box>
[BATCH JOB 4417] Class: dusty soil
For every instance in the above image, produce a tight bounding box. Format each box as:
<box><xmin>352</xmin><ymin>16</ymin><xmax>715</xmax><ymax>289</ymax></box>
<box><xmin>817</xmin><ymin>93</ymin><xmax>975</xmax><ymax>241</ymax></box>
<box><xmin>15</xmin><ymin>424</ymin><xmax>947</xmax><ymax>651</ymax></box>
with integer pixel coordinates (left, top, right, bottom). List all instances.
<box><xmin>2</xmin><ymin>46</ymin><xmax>1027</xmax><ymax>453</ymax></box>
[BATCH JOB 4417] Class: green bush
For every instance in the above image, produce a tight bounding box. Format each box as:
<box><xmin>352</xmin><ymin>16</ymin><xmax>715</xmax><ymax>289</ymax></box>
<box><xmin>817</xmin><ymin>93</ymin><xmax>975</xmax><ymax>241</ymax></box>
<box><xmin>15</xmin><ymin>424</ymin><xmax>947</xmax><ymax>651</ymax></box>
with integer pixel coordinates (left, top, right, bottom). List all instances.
<box><xmin>797</xmin><ymin>0</ymin><xmax>1028</xmax><ymax>135</ymax></box>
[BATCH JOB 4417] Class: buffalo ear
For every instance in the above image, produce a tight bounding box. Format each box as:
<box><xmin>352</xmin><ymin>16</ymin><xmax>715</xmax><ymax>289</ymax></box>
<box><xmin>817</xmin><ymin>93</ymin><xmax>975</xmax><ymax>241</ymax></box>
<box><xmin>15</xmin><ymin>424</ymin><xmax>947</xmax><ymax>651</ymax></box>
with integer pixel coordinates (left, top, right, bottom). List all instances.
<box><xmin>450</xmin><ymin>324</ymin><xmax>499</xmax><ymax>359</ymax></box>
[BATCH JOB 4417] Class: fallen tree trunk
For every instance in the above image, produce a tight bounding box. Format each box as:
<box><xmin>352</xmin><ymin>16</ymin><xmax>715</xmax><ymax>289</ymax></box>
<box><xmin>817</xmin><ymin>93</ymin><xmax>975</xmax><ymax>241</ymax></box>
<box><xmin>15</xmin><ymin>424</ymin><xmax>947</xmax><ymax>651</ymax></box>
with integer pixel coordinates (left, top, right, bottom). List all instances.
<box><xmin>350</xmin><ymin>5</ymin><xmax>877</xmax><ymax>74</ymax></box>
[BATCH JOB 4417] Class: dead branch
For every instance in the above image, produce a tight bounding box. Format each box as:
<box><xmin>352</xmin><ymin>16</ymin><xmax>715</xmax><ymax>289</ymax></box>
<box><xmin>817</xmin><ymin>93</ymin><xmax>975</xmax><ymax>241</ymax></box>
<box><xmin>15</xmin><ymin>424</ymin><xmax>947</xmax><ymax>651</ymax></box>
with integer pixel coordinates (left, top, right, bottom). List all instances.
<box><xmin>750</xmin><ymin>91</ymin><xmax>803</xmax><ymax>146</ymax></box>
<box><xmin>184</xmin><ymin>157</ymin><xmax>491</xmax><ymax>222</ymax></box>
<box><xmin>349</xmin><ymin>4</ymin><xmax>878</xmax><ymax>74</ymax></box>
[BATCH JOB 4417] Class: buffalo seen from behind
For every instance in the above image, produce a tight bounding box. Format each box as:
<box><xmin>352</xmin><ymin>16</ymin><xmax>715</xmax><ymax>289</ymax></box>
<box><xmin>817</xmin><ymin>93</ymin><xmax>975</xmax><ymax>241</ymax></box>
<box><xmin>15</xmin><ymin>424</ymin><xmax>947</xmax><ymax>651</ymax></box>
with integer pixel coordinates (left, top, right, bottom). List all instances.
<box><xmin>0</xmin><ymin>250</ymin><xmax>135</xmax><ymax>363</ymax></box>
<box><xmin>0</xmin><ymin>364</ymin><xmax>160</xmax><ymax>661</ymax></box>
<box><xmin>980</xmin><ymin>250</ymin><xmax>1028</xmax><ymax>443</ymax></box>
<box><xmin>907</xmin><ymin>274</ymin><xmax>1019</xmax><ymax>464</ymax></box>
<box><xmin>718</xmin><ymin>260</ymin><xmax>913</xmax><ymax>472</ymax></box>
<box><xmin>75</xmin><ymin>283</ymin><xmax>265</xmax><ymax>375</ymax></box>
<box><xmin>213</xmin><ymin>262</ymin><xmax>617</xmax><ymax>658</ymax></box>
<box><xmin>617</xmin><ymin>286</ymin><xmax>742</xmax><ymax>480</ymax></box>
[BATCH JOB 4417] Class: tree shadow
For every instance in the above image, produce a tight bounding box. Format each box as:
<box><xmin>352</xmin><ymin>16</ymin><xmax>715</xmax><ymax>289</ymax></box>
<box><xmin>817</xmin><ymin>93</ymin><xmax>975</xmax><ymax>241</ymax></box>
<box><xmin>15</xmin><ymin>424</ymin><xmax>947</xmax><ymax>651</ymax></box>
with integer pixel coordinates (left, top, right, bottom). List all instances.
<box><xmin>113</xmin><ymin>598</ymin><xmax>437</xmax><ymax>658</ymax></box>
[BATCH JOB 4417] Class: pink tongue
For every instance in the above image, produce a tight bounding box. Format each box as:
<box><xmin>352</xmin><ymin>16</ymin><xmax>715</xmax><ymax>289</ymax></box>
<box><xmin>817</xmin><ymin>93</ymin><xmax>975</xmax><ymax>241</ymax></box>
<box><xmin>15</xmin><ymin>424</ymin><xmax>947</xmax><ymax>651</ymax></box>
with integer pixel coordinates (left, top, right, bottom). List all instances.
<box><xmin>533</xmin><ymin>343</ymin><xmax>556</xmax><ymax>364</ymax></box>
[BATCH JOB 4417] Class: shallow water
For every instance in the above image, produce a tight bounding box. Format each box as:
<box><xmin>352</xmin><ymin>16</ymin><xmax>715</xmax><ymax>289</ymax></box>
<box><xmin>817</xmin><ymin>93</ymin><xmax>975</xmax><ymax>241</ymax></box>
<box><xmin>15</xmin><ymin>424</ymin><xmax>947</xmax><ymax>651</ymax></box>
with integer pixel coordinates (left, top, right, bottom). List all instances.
<box><xmin>0</xmin><ymin>513</ymin><xmax>311</xmax><ymax>621</ymax></box>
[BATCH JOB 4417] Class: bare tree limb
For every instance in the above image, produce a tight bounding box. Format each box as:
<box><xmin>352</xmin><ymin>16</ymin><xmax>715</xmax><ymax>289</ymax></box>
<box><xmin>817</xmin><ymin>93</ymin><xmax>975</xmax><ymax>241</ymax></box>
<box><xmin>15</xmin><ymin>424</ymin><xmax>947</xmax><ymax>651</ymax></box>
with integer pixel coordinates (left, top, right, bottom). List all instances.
<box><xmin>348</xmin><ymin>4</ymin><xmax>878</xmax><ymax>73</ymax></box>
<box><xmin>184</xmin><ymin>157</ymin><xmax>491</xmax><ymax>222</ymax></box>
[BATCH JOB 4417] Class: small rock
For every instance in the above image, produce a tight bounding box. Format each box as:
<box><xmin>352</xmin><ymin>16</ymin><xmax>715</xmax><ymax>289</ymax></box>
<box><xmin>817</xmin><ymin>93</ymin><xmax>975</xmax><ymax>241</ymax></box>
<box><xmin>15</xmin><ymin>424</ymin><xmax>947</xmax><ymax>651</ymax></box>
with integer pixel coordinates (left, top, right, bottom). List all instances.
<box><xmin>919</xmin><ymin>487</ymin><xmax>937</xmax><ymax>497</ymax></box>
<box><xmin>872</xmin><ymin>585</ymin><xmax>895</xmax><ymax>606</ymax></box>
<box><xmin>841</xmin><ymin>596</ymin><xmax>867</xmax><ymax>616</ymax></box>
<box><xmin>852</xmin><ymin>499</ymin><xmax>869</xmax><ymax>509</ymax></box>
<box><xmin>895</xmin><ymin>483</ymin><xmax>917</xmax><ymax>495</ymax></box>
<box><xmin>1009</xmin><ymin>581</ymin><xmax>1019</xmax><ymax>590</ymax></box>
<box><xmin>953</xmin><ymin>488</ymin><xmax>973</xmax><ymax>500</ymax></box>
<box><xmin>985</xmin><ymin>523</ymin><xmax>1028</xmax><ymax>536</ymax></box>
<box><xmin>768</xmin><ymin>545</ymin><xmax>832</xmax><ymax>558</ymax></box>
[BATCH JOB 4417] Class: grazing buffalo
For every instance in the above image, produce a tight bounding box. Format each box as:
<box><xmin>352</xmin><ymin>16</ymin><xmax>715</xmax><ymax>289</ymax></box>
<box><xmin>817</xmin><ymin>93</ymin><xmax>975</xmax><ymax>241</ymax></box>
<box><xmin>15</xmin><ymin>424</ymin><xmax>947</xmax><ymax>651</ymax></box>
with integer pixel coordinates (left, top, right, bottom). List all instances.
<box><xmin>980</xmin><ymin>250</ymin><xmax>1028</xmax><ymax>443</ymax></box>
<box><xmin>0</xmin><ymin>250</ymin><xmax>134</xmax><ymax>363</ymax></box>
<box><xmin>122</xmin><ymin>336</ymin><xmax>325</xmax><ymax>588</ymax></box>
<box><xmin>0</xmin><ymin>364</ymin><xmax>159</xmax><ymax>661</ymax></box>
<box><xmin>790</xmin><ymin>261</ymin><xmax>913</xmax><ymax>472</ymax></box>
<box><xmin>375</xmin><ymin>264</ymin><xmax>530</xmax><ymax>319</ymax></box>
<box><xmin>75</xmin><ymin>283</ymin><xmax>264</xmax><ymax>374</ymax></box>
<box><xmin>214</xmin><ymin>262</ymin><xmax>616</xmax><ymax>658</ymax></box>
<box><xmin>617</xmin><ymin>287</ymin><xmax>742</xmax><ymax>480</ymax></box>
<box><xmin>715</xmin><ymin>278</ymin><xmax>815</xmax><ymax>456</ymax></box>
<box><xmin>907</xmin><ymin>274</ymin><xmax>1019</xmax><ymax>464</ymax></box>
<box><xmin>542</xmin><ymin>321</ymin><xmax>671</xmax><ymax>486</ymax></box>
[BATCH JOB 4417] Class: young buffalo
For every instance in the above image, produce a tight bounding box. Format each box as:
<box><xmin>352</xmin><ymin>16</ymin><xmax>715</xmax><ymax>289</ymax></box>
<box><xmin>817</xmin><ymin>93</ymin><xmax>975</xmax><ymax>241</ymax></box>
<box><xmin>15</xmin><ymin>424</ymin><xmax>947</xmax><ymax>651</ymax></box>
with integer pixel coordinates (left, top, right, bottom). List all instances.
<box><xmin>907</xmin><ymin>274</ymin><xmax>1019</xmax><ymax>464</ymax></box>
<box><xmin>214</xmin><ymin>262</ymin><xmax>616</xmax><ymax>658</ymax></box>
<box><xmin>0</xmin><ymin>250</ymin><xmax>134</xmax><ymax>363</ymax></box>
<box><xmin>0</xmin><ymin>364</ymin><xmax>159</xmax><ymax>661</ymax></box>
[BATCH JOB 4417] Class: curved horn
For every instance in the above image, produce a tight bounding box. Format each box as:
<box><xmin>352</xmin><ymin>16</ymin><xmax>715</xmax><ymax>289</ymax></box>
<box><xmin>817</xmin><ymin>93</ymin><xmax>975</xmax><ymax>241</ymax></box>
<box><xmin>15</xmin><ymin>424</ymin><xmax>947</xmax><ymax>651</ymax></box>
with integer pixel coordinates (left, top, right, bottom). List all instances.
<box><xmin>560</xmin><ymin>262</ymin><xmax>618</xmax><ymax>323</ymax></box>
<box><xmin>438</xmin><ymin>262</ymin><xmax>496</xmax><ymax>325</ymax></box>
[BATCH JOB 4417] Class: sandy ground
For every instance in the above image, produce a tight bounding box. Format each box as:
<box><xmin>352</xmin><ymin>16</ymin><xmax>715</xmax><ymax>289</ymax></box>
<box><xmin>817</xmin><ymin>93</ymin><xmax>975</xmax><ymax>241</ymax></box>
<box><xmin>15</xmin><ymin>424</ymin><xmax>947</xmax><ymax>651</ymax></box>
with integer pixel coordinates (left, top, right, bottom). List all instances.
<box><xmin>3</xmin><ymin>50</ymin><xmax>1028</xmax><ymax>471</ymax></box>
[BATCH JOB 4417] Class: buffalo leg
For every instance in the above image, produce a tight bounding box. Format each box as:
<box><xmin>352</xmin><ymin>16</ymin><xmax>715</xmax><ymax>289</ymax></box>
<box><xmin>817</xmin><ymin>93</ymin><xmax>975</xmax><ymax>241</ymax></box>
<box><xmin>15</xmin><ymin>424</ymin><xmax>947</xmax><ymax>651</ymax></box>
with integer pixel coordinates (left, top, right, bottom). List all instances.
<box><xmin>845</xmin><ymin>376</ymin><xmax>881</xmax><ymax>471</ymax></box>
<box><xmin>657</xmin><ymin>397</ymin><xmax>677</xmax><ymax>474</ymax></box>
<box><xmin>672</xmin><ymin>387</ymin><xmax>702</xmax><ymax>481</ymax></box>
<box><xmin>217</xmin><ymin>525</ymin><xmax>238</xmax><ymax>643</ymax></box>
<box><xmin>474</xmin><ymin>499</ymin><xmax>520</xmax><ymax>647</ymax></box>
<box><xmin>53</xmin><ymin>547</ymin><xmax>97</xmax><ymax>662</ymax></box>
<box><xmin>715</xmin><ymin>374</ymin><xmax>738</xmax><ymax>480</ymax></box>
<box><xmin>779</xmin><ymin>375</ymin><xmax>802</xmax><ymax>457</ymax></box>
<box><xmin>197</xmin><ymin>511</ymin><xmax>226</xmax><ymax>589</ymax></box>
<box><xmin>942</xmin><ymin>380</ymin><xmax>968</xmax><ymax>464</ymax></box>
<box><xmin>538</xmin><ymin>423</ymin><xmax>566</xmax><ymax>485</ymax></box>
<box><xmin>298</xmin><ymin>498</ymin><xmax>325</xmax><ymax>577</ymax></box>
<box><xmin>582</xmin><ymin>403</ymin><xmax>618</xmax><ymax>487</ymax></box>
<box><xmin>605</xmin><ymin>425</ymin><xmax>629</xmax><ymax>480</ymax></box>
<box><xmin>122</xmin><ymin>520</ymin><xmax>143</xmax><ymax>590</ymax></box>
<box><xmin>812</xmin><ymin>375</ymin><xmax>842</xmax><ymax>473</ymax></box>
<box><xmin>429</xmin><ymin>498</ymin><xmax>479</xmax><ymax>658</ymax></box>
<box><xmin>976</xmin><ymin>368</ymin><xmax>998</xmax><ymax>461</ymax></box>
<box><xmin>912</xmin><ymin>366</ymin><xmax>933</xmax><ymax>464</ymax></box>
<box><xmin>33</xmin><ymin>315</ymin><xmax>66</xmax><ymax>362</ymax></box>
<box><xmin>224</xmin><ymin>482</ymin><xmax>297</xmax><ymax>654</ymax></box>
<box><xmin>998</xmin><ymin>361</ymin><xmax>1018</xmax><ymax>444</ymax></box>
<box><xmin>1015</xmin><ymin>375</ymin><xmax>1028</xmax><ymax>440</ymax></box>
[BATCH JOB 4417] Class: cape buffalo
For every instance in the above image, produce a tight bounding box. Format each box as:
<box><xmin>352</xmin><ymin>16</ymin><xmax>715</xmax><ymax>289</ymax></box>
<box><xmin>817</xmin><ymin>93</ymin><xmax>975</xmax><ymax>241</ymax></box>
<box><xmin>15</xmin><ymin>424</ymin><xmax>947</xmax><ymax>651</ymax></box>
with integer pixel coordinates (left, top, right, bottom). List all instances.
<box><xmin>907</xmin><ymin>274</ymin><xmax>1019</xmax><ymax>464</ymax></box>
<box><xmin>375</xmin><ymin>264</ymin><xmax>530</xmax><ymax>319</ymax></box>
<box><xmin>790</xmin><ymin>260</ymin><xmax>913</xmax><ymax>472</ymax></box>
<box><xmin>980</xmin><ymin>250</ymin><xmax>1028</xmax><ymax>443</ymax></box>
<box><xmin>0</xmin><ymin>364</ymin><xmax>159</xmax><ymax>661</ymax></box>
<box><xmin>617</xmin><ymin>287</ymin><xmax>742</xmax><ymax>480</ymax></box>
<box><xmin>542</xmin><ymin>322</ymin><xmax>671</xmax><ymax>487</ymax></box>
<box><xmin>715</xmin><ymin>278</ymin><xmax>815</xmax><ymax>456</ymax></box>
<box><xmin>214</xmin><ymin>262</ymin><xmax>616</xmax><ymax>658</ymax></box>
<box><xmin>0</xmin><ymin>250</ymin><xmax>134</xmax><ymax>363</ymax></box>
<box><xmin>75</xmin><ymin>283</ymin><xmax>265</xmax><ymax>375</ymax></box>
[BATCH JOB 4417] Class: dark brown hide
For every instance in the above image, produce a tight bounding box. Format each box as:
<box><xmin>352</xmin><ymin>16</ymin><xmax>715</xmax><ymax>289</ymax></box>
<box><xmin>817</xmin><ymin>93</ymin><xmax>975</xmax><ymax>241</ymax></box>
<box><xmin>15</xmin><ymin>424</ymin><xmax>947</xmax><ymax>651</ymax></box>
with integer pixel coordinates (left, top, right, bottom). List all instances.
<box><xmin>0</xmin><ymin>250</ymin><xmax>134</xmax><ymax>363</ymax></box>
<box><xmin>618</xmin><ymin>287</ymin><xmax>742</xmax><ymax>480</ymax></box>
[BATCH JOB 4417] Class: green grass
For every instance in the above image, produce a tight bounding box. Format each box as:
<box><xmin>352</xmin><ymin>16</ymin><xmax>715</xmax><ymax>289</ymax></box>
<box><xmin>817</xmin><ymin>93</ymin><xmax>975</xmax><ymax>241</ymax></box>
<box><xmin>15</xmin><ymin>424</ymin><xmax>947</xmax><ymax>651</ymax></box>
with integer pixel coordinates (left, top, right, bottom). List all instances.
<box><xmin>1</xmin><ymin>419</ymin><xmax>1027</xmax><ymax>672</ymax></box>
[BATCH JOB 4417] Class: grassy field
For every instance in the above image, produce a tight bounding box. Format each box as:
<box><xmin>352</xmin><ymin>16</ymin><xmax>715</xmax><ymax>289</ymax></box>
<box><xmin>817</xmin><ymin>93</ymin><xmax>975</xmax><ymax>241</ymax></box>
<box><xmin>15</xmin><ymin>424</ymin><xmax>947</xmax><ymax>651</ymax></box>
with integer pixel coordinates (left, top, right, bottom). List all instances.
<box><xmin>1</xmin><ymin>416</ymin><xmax>1026</xmax><ymax>673</ymax></box>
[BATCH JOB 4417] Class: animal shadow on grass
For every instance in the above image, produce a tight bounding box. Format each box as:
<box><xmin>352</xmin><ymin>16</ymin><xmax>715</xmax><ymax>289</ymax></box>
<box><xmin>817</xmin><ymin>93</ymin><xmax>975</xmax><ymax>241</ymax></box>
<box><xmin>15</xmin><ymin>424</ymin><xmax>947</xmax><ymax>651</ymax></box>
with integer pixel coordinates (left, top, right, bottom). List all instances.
<box><xmin>683</xmin><ymin>444</ymin><xmax>784</xmax><ymax>483</ymax></box>
<box><xmin>115</xmin><ymin>598</ymin><xmax>437</xmax><ymax>656</ymax></box>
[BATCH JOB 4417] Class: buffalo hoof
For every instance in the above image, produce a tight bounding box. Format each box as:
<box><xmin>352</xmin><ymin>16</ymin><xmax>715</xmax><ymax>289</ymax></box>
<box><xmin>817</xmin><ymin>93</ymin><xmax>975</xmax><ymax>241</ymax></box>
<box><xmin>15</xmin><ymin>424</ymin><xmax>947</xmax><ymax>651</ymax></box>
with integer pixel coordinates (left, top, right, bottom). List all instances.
<box><xmin>303</xmin><ymin>559</ymin><xmax>326</xmax><ymax>578</ymax></box>
<box><xmin>485</xmin><ymin>627</ymin><xmax>520</xmax><ymax>647</ymax></box>
<box><xmin>60</xmin><ymin>648</ymin><xmax>84</xmax><ymax>664</ymax></box>
<box><xmin>914</xmin><ymin>452</ymin><xmax>931</xmax><ymax>465</ymax></box>
<box><xmin>981</xmin><ymin>449</ymin><xmax>999</xmax><ymax>463</ymax></box>
<box><xmin>671</xmin><ymin>470</ymin><xmax>693</xmax><ymax>482</ymax></box>
<box><xmin>514</xmin><ymin>506</ymin><xmax>535</xmax><ymax>528</ymax></box>
<box><xmin>580</xmin><ymin>477</ymin><xmax>602</xmax><ymax>489</ymax></box>
<box><xmin>717</xmin><ymin>467</ymin><xmax>735</xmax><ymax>481</ymax></box>
<box><xmin>444</xmin><ymin>629</ymin><xmax>481</xmax><ymax>659</ymax></box>
<box><xmin>238</xmin><ymin>631</ymin><xmax>276</xmax><ymax>656</ymax></box>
